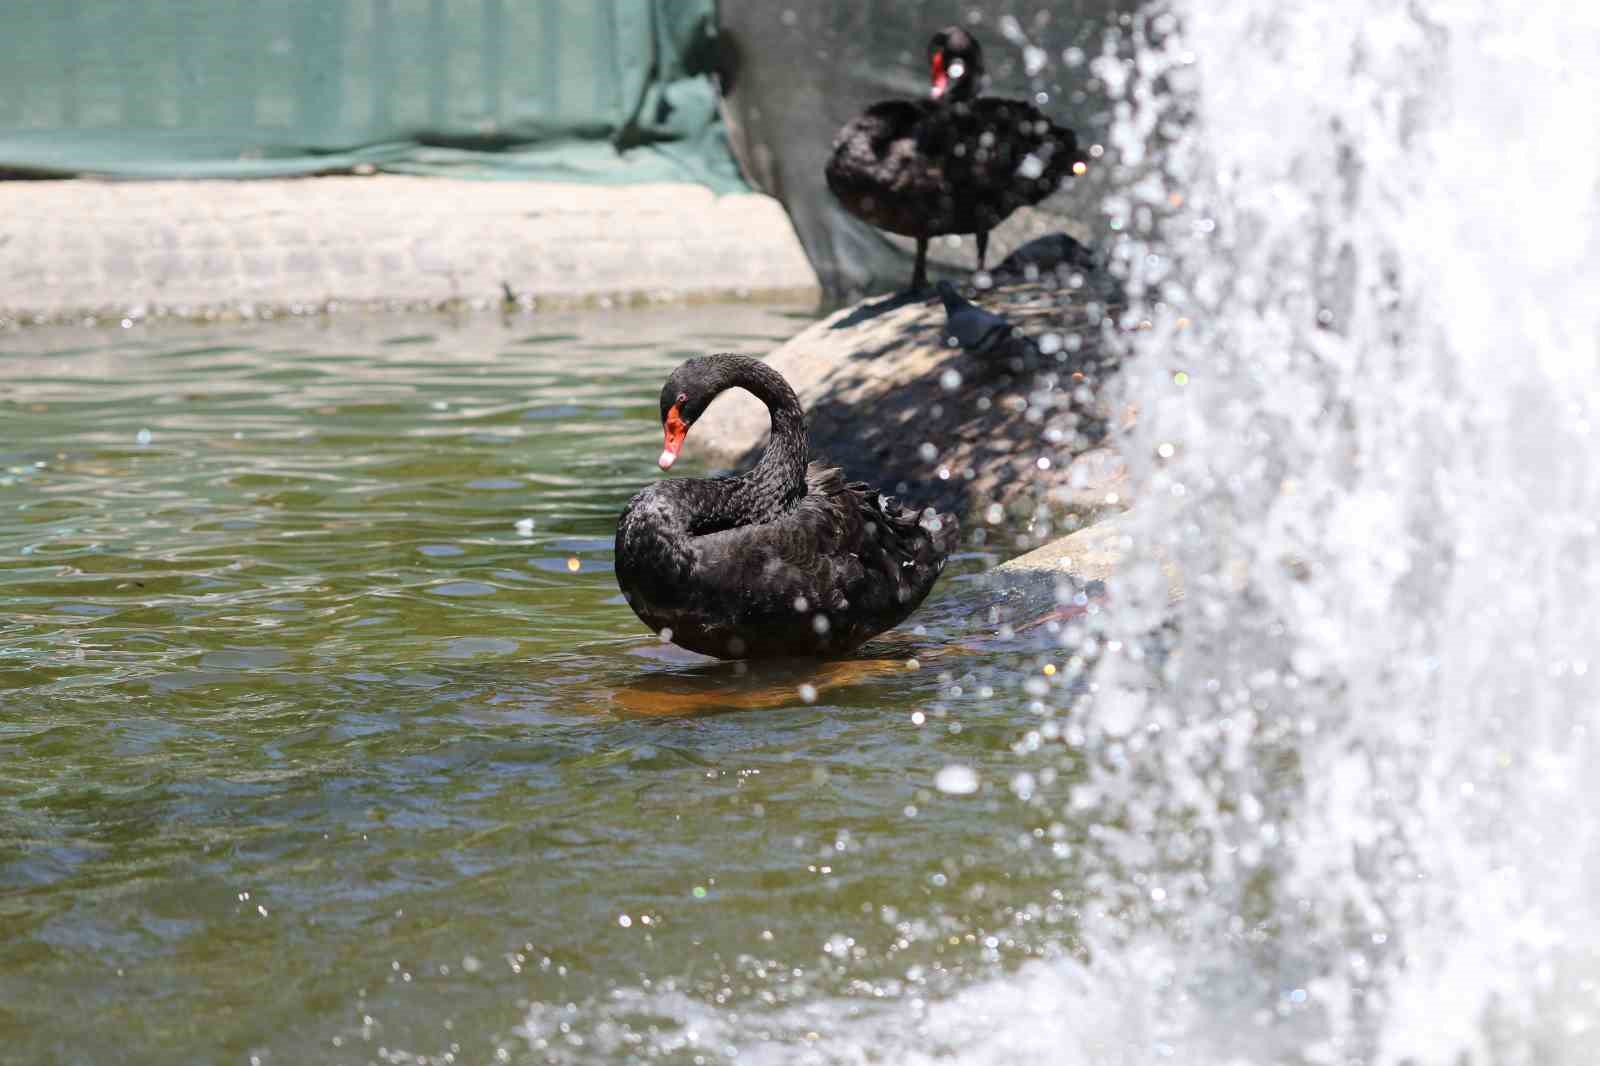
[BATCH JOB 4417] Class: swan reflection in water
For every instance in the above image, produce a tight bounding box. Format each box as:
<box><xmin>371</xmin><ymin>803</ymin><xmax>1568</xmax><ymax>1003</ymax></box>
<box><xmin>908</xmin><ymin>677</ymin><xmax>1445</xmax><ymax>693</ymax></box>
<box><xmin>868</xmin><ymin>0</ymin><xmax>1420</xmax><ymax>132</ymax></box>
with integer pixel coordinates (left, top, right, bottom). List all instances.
<box><xmin>581</xmin><ymin>590</ymin><xmax>1101</xmax><ymax>719</ymax></box>
<box><xmin>598</xmin><ymin>641</ymin><xmax>937</xmax><ymax>718</ymax></box>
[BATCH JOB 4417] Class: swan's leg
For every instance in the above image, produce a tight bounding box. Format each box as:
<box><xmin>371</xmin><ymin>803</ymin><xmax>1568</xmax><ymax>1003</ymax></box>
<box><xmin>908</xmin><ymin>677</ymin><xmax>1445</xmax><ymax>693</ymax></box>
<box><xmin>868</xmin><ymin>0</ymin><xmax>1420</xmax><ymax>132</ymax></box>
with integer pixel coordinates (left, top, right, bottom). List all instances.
<box><xmin>976</xmin><ymin>230</ymin><xmax>989</xmax><ymax>272</ymax></box>
<box><xmin>910</xmin><ymin>237</ymin><xmax>929</xmax><ymax>292</ymax></box>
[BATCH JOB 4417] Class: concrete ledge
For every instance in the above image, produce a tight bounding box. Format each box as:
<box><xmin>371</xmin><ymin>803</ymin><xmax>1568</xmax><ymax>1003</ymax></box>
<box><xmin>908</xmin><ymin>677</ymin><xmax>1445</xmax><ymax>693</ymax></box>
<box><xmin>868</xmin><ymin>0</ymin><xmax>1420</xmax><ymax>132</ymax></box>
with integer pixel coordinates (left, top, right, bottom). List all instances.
<box><xmin>994</xmin><ymin>513</ymin><xmax>1132</xmax><ymax>584</ymax></box>
<box><xmin>0</xmin><ymin>176</ymin><xmax>819</xmax><ymax>325</ymax></box>
<box><xmin>986</xmin><ymin>513</ymin><xmax>1184</xmax><ymax>609</ymax></box>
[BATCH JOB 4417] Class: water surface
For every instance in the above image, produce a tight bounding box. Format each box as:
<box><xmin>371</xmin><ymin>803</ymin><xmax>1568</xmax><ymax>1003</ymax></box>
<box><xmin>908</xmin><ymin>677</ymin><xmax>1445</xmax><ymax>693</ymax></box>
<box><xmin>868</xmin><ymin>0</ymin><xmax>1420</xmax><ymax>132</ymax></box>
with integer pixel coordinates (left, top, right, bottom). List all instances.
<box><xmin>0</xmin><ymin>305</ymin><xmax>1084</xmax><ymax>1063</ymax></box>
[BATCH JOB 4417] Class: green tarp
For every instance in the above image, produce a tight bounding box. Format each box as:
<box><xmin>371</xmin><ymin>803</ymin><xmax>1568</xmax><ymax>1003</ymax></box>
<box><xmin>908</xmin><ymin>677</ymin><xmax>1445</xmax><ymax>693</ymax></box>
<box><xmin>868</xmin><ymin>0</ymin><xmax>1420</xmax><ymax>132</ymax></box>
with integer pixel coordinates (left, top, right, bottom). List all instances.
<box><xmin>0</xmin><ymin>0</ymin><xmax>742</xmax><ymax>189</ymax></box>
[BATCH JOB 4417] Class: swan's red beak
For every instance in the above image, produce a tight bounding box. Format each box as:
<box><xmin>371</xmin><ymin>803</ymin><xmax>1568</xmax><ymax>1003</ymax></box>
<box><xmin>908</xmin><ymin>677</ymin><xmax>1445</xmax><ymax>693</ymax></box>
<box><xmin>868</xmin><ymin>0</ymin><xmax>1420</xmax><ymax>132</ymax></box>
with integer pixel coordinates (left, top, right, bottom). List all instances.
<box><xmin>929</xmin><ymin>51</ymin><xmax>948</xmax><ymax>100</ymax></box>
<box><xmin>659</xmin><ymin>404</ymin><xmax>688</xmax><ymax>470</ymax></box>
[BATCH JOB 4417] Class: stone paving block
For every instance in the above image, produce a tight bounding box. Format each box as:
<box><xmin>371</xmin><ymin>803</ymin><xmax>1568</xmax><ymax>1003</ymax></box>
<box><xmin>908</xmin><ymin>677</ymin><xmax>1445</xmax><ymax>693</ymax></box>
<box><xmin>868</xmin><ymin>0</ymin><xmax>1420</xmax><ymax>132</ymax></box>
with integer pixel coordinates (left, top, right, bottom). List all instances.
<box><xmin>0</xmin><ymin>175</ymin><xmax>818</xmax><ymax>324</ymax></box>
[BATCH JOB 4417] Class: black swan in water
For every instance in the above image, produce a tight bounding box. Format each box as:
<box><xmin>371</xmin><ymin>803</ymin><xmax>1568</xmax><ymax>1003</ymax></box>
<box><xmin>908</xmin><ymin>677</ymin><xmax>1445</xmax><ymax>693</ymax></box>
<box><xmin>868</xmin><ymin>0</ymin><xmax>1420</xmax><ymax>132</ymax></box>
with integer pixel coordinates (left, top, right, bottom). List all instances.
<box><xmin>825</xmin><ymin>26</ymin><xmax>1087</xmax><ymax>292</ymax></box>
<box><xmin>614</xmin><ymin>355</ymin><xmax>957</xmax><ymax>659</ymax></box>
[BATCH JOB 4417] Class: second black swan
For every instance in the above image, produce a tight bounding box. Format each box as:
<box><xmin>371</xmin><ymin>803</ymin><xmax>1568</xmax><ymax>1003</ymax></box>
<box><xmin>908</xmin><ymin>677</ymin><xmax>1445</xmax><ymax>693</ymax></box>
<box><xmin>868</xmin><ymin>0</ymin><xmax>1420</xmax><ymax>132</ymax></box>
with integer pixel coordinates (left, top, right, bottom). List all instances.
<box><xmin>614</xmin><ymin>355</ymin><xmax>956</xmax><ymax>659</ymax></box>
<box><xmin>825</xmin><ymin>26</ymin><xmax>1087</xmax><ymax>292</ymax></box>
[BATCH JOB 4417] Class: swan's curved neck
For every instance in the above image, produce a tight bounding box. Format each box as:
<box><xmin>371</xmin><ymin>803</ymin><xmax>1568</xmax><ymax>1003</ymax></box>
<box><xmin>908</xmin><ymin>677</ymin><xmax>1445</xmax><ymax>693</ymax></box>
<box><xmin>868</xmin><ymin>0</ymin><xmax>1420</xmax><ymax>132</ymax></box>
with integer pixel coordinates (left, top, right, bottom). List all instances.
<box><xmin>731</xmin><ymin>360</ymin><xmax>808</xmax><ymax>500</ymax></box>
<box><xmin>935</xmin><ymin>69</ymin><xmax>980</xmax><ymax>105</ymax></box>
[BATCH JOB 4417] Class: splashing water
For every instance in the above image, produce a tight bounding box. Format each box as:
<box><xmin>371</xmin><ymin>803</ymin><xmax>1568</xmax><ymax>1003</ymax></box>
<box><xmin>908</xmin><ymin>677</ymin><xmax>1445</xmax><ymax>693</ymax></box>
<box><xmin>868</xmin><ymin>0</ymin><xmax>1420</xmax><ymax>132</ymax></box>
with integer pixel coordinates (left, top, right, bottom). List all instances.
<box><xmin>622</xmin><ymin>2</ymin><xmax>1599</xmax><ymax>1063</ymax></box>
<box><xmin>1025</xmin><ymin>0</ymin><xmax>1600</xmax><ymax>1061</ymax></box>
<box><xmin>193</xmin><ymin>6</ymin><xmax>1591</xmax><ymax>1063</ymax></box>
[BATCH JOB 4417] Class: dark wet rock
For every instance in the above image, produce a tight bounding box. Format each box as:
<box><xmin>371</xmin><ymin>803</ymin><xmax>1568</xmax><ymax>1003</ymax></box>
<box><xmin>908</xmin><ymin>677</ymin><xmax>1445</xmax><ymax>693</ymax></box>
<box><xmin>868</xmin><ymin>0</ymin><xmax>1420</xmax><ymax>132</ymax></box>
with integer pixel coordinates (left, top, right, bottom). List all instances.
<box><xmin>695</xmin><ymin>270</ymin><xmax>1130</xmax><ymax>524</ymax></box>
<box><xmin>989</xmin><ymin>232</ymin><xmax>1125</xmax><ymax>304</ymax></box>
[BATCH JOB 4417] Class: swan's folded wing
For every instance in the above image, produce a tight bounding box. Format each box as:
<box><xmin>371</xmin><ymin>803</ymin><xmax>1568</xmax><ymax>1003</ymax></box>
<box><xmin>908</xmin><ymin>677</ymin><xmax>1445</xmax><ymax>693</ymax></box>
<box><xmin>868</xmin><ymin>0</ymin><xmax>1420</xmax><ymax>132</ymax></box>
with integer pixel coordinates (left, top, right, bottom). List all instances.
<box><xmin>831</xmin><ymin>99</ymin><xmax>929</xmax><ymax>156</ymax></box>
<box><xmin>947</xmin><ymin>99</ymin><xmax>1081</xmax><ymax>200</ymax></box>
<box><xmin>827</xmin><ymin>100</ymin><xmax>949</xmax><ymax>233</ymax></box>
<box><xmin>685</xmin><ymin>487</ymin><xmax>861</xmax><ymax>618</ymax></box>
<box><xmin>685</xmin><ymin>464</ymin><xmax>949</xmax><ymax>626</ymax></box>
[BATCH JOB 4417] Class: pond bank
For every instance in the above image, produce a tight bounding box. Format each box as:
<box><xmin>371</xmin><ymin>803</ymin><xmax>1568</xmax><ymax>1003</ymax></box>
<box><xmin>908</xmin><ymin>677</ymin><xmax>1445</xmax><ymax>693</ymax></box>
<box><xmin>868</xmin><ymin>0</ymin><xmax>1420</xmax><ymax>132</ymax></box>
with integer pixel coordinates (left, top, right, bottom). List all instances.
<box><xmin>0</xmin><ymin>176</ymin><xmax>819</xmax><ymax>327</ymax></box>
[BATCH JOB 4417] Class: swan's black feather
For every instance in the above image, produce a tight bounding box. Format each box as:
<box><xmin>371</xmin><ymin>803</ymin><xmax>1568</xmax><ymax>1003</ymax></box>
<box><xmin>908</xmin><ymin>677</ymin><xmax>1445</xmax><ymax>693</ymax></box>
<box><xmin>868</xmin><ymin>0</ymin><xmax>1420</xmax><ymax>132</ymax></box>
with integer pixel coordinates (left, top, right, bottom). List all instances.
<box><xmin>614</xmin><ymin>356</ymin><xmax>956</xmax><ymax>660</ymax></box>
<box><xmin>827</xmin><ymin>99</ymin><xmax>1079</xmax><ymax>239</ymax></box>
<box><xmin>823</xmin><ymin>27</ymin><xmax>1085</xmax><ymax>290</ymax></box>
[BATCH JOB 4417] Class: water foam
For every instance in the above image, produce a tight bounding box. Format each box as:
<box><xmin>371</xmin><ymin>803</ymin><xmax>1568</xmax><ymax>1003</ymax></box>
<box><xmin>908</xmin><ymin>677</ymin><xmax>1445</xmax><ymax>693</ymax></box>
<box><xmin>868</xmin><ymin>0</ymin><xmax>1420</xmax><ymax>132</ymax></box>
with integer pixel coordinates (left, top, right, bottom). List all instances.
<box><xmin>507</xmin><ymin>3</ymin><xmax>1600</xmax><ymax>1061</ymax></box>
<box><xmin>1066</xmin><ymin>0</ymin><xmax>1600</xmax><ymax>1060</ymax></box>
<box><xmin>713</xmin><ymin>2</ymin><xmax>1600</xmax><ymax>1062</ymax></box>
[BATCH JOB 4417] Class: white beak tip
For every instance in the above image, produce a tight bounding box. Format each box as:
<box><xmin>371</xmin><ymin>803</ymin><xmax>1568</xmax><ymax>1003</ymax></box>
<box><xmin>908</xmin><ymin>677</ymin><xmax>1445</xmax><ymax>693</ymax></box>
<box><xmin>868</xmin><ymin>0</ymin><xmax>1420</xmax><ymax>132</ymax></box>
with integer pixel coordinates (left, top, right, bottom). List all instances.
<box><xmin>658</xmin><ymin>450</ymin><xmax>677</xmax><ymax>470</ymax></box>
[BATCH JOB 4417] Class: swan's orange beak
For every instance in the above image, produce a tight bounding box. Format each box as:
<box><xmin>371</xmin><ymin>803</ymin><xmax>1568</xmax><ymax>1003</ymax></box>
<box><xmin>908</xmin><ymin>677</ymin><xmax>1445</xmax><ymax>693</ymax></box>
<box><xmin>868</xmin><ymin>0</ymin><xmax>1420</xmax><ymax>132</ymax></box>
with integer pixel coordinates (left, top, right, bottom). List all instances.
<box><xmin>659</xmin><ymin>404</ymin><xmax>688</xmax><ymax>470</ymax></box>
<box><xmin>929</xmin><ymin>51</ymin><xmax>948</xmax><ymax>99</ymax></box>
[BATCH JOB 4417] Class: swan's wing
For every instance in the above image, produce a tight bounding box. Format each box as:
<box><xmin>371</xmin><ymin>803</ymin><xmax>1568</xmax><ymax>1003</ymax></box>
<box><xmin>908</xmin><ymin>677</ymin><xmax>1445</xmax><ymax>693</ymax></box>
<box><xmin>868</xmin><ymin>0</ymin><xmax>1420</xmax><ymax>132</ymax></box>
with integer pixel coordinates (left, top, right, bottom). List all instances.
<box><xmin>946</xmin><ymin>100</ymin><xmax>1082</xmax><ymax>204</ymax></box>
<box><xmin>686</xmin><ymin>463</ymin><xmax>954</xmax><ymax>624</ymax></box>
<box><xmin>832</xmin><ymin>100</ymin><xmax>940</xmax><ymax>188</ymax></box>
<box><xmin>827</xmin><ymin>100</ymin><xmax>948</xmax><ymax>224</ymax></box>
<box><xmin>831</xmin><ymin>99</ymin><xmax>928</xmax><ymax>154</ymax></box>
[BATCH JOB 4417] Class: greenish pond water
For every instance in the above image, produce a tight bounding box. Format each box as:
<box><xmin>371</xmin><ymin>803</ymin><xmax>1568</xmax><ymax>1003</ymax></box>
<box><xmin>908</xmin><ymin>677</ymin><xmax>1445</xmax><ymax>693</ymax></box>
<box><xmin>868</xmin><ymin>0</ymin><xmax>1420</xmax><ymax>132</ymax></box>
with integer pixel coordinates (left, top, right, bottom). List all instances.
<box><xmin>0</xmin><ymin>305</ymin><xmax>1091</xmax><ymax>1064</ymax></box>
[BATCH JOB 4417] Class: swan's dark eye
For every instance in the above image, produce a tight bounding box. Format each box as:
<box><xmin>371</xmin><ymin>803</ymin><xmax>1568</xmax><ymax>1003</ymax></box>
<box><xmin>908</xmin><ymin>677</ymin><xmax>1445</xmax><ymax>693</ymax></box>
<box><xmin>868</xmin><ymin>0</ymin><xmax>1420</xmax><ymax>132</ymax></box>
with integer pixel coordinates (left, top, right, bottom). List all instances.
<box><xmin>676</xmin><ymin>392</ymin><xmax>687</xmax><ymax>404</ymax></box>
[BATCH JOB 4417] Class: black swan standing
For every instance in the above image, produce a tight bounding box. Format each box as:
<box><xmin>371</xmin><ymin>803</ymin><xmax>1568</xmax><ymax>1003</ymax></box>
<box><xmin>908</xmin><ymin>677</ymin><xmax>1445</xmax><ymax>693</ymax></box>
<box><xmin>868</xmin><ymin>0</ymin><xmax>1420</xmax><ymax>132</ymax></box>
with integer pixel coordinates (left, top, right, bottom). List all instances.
<box><xmin>825</xmin><ymin>26</ymin><xmax>1087</xmax><ymax>292</ymax></box>
<box><xmin>614</xmin><ymin>355</ymin><xmax>957</xmax><ymax>660</ymax></box>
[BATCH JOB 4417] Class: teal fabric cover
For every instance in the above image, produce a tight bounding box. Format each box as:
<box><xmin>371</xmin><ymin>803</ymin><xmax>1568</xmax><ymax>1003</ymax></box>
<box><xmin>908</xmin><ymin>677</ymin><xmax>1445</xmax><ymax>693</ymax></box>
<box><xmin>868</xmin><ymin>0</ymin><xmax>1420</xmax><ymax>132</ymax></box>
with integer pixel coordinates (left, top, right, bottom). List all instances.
<box><xmin>0</xmin><ymin>0</ymin><xmax>742</xmax><ymax>189</ymax></box>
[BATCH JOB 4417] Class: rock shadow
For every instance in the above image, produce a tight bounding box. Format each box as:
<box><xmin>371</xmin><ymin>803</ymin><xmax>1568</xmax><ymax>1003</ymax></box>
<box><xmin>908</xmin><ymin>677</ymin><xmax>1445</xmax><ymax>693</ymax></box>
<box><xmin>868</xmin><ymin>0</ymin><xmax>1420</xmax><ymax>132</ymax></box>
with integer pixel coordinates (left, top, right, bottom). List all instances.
<box><xmin>732</xmin><ymin>264</ymin><xmax>1128</xmax><ymax>521</ymax></box>
<box><xmin>827</xmin><ymin>289</ymin><xmax>933</xmax><ymax>330</ymax></box>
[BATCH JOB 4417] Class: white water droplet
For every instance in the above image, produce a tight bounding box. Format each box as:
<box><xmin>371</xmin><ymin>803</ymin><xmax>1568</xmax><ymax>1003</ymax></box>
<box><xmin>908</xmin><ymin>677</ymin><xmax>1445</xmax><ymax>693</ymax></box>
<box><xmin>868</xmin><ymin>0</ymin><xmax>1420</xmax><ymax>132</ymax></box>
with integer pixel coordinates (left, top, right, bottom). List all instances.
<box><xmin>935</xmin><ymin>765</ymin><xmax>980</xmax><ymax>795</ymax></box>
<box><xmin>135</xmin><ymin>428</ymin><xmax>152</xmax><ymax>445</ymax></box>
<box><xmin>798</xmin><ymin>683</ymin><xmax>817</xmax><ymax>704</ymax></box>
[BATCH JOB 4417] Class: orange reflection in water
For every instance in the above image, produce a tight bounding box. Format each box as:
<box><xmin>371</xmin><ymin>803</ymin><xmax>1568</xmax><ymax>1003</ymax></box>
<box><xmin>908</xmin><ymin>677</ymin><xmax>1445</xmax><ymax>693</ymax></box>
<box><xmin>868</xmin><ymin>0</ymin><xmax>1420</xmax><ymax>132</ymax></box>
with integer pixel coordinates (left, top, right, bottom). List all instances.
<box><xmin>579</xmin><ymin>641</ymin><xmax>950</xmax><ymax>719</ymax></box>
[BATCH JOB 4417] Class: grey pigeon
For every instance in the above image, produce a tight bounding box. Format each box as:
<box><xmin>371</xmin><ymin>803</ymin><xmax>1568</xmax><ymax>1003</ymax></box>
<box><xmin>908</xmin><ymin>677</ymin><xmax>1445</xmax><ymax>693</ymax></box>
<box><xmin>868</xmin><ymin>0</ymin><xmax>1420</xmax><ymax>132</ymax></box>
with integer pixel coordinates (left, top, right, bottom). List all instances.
<box><xmin>936</xmin><ymin>281</ymin><xmax>1014</xmax><ymax>353</ymax></box>
<box><xmin>936</xmin><ymin>281</ymin><xmax>1045</xmax><ymax>378</ymax></box>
